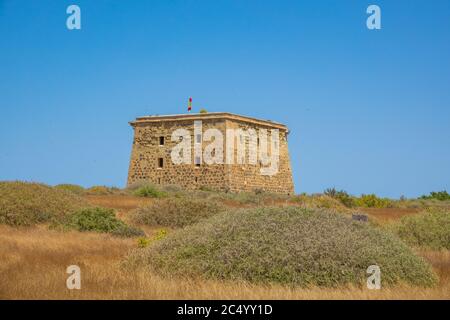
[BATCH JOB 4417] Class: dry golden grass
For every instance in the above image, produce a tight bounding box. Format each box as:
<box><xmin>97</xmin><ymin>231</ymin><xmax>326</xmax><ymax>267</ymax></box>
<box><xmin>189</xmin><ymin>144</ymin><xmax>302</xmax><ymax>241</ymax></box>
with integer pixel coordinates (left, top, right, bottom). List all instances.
<box><xmin>1</xmin><ymin>194</ymin><xmax>448</xmax><ymax>300</ymax></box>
<box><xmin>361</xmin><ymin>207</ymin><xmax>421</xmax><ymax>224</ymax></box>
<box><xmin>0</xmin><ymin>224</ymin><xmax>449</xmax><ymax>300</ymax></box>
<box><xmin>85</xmin><ymin>195</ymin><xmax>153</xmax><ymax>213</ymax></box>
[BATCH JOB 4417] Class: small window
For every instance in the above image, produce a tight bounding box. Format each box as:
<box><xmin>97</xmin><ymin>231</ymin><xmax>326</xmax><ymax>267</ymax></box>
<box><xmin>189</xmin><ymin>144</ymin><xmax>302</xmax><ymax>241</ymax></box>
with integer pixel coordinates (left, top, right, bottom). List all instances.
<box><xmin>195</xmin><ymin>177</ymin><xmax>198</xmax><ymax>183</ymax></box>
<box><xmin>159</xmin><ymin>136</ymin><xmax>165</xmax><ymax>145</ymax></box>
<box><xmin>158</xmin><ymin>158</ymin><xmax>164</xmax><ymax>168</ymax></box>
<box><xmin>196</xmin><ymin>134</ymin><xmax>201</xmax><ymax>144</ymax></box>
<box><xmin>195</xmin><ymin>156</ymin><xmax>201</xmax><ymax>167</ymax></box>
<box><xmin>158</xmin><ymin>178</ymin><xmax>161</xmax><ymax>184</ymax></box>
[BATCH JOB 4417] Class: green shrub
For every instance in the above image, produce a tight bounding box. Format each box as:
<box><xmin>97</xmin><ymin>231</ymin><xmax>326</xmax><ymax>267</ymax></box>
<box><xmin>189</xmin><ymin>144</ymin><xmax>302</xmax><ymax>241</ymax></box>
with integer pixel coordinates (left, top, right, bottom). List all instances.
<box><xmin>154</xmin><ymin>229</ymin><xmax>168</xmax><ymax>240</ymax></box>
<box><xmin>324</xmin><ymin>188</ymin><xmax>355</xmax><ymax>207</ymax></box>
<box><xmin>131</xmin><ymin>198</ymin><xmax>225</xmax><ymax>228</ymax></box>
<box><xmin>133</xmin><ymin>184</ymin><xmax>168</xmax><ymax>198</ymax></box>
<box><xmin>137</xmin><ymin>229</ymin><xmax>168</xmax><ymax>248</ymax></box>
<box><xmin>63</xmin><ymin>207</ymin><xmax>144</xmax><ymax>237</ymax></box>
<box><xmin>0</xmin><ymin>181</ymin><xmax>88</xmax><ymax>226</ymax></box>
<box><xmin>354</xmin><ymin>194</ymin><xmax>393</xmax><ymax>208</ymax></box>
<box><xmin>126</xmin><ymin>206</ymin><xmax>436</xmax><ymax>288</ymax></box>
<box><xmin>54</xmin><ymin>184</ymin><xmax>85</xmax><ymax>195</ymax></box>
<box><xmin>389</xmin><ymin>210</ymin><xmax>450</xmax><ymax>250</ymax></box>
<box><xmin>137</xmin><ymin>237</ymin><xmax>151</xmax><ymax>248</ymax></box>
<box><xmin>420</xmin><ymin>191</ymin><xmax>450</xmax><ymax>201</ymax></box>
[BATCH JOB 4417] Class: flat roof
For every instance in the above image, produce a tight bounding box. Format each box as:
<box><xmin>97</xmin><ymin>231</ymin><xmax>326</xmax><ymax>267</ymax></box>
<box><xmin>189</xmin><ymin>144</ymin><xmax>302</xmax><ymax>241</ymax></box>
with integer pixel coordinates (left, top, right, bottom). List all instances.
<box><xmin>130</xmin><ymin>112</ymin><xmax>288</xmax><ymax>130</ymax></box>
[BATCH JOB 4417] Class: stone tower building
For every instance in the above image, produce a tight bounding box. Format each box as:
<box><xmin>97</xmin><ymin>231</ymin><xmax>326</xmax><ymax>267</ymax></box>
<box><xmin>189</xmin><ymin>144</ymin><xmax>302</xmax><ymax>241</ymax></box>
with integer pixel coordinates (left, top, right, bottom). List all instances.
<box><xmin>127</xmin><ymin>112</ymin><xmax>294</xmax><ymax>194</ymax></box>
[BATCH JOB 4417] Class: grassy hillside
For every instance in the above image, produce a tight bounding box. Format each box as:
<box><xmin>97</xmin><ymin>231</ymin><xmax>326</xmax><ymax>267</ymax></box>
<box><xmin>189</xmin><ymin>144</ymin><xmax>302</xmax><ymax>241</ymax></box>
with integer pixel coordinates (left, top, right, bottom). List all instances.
<box><xmin>1</xmin><ymin>224</ymin><xmax>448</xmax><ymax>299</ymax></box>
<box><xmin>2</xmin><ymin>181</ymin><xmax>450</xmax><ymax>299</ymax></box>
<box><xmin>0</xmin><ymin>181</ymin><xmax>88</xmax><ymax>226</ymax></box>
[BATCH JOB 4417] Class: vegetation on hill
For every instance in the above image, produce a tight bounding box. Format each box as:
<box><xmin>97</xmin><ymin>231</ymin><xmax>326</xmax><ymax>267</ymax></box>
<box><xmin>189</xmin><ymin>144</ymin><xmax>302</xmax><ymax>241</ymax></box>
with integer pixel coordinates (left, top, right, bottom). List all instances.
<box><xmin>132</xmin><ymin>184</ymin><xmax>168</xmax><ymax>198</ymax></box>
<box><xmin>389</xmin><ymin>210</ymin><xmax>450</xmax><ymax>250</ymax></box>
<box><xmin>0</xmin><ymin>181</ymin><xmax>88</xmax><ymax>226</ymax></box>
<box><xmin>323</xmin><ymin>188</ymin><xmax>393</xmax><ymax>208</ymax></box>
<box><xmin>291</xmin><ymin>193</ymin><xmax>347</xmax><ymax>211</ymax></box>
<box><xmin>131</xmin><ymin>197</ymin><xmax>225</xmax><ymax>228</ymax></box>
<box><xmin>85</xmin><ymin>185</ymin><xmax>124</xmax><ymax>195</ymax></box>
<box><xmin>354</xmin><ymin>194</ymin><xmax>393</xmax><ymax>208</ymax></box>
<box><xmin>128</xmin><ymin>181</ymin><xmax>292</xmax><ymax>205</ymax></box>
<box><xmin>54</xmin><ymin>184</ymin><xmax>85</xmax><ymax>195</ymax></box>
<box><xmin>323</xmin><ymin>188</ymin><xmax>355</xmax><ymax>207</ymax></box>
<box><xmin>127</xmin><ymin>206</ymin><xmax>437</xmax><ymax>287</ymax></box>
<box><xmin>420</xmin><ymin>191</ymin><xmax>450</xmax><ymax>201</ymax></box>
<box><xmin>59</xmin><ymin>207</ymin><xmax>144</xmax><ymax>237</ymax></box>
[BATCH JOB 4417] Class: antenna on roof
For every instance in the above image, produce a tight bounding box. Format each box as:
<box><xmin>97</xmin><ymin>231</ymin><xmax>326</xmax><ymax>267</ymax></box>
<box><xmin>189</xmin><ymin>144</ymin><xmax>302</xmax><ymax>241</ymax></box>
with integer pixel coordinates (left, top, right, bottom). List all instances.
<box><xmin>187</xmin><ymin>97</ymin><xmax>192</xmax><ymax>112</ymax></box>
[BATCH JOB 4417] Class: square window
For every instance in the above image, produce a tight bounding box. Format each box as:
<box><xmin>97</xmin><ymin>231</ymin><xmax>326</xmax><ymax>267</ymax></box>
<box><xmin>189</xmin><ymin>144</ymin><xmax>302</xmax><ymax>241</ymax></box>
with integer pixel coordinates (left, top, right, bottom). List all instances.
<box><xmin>158</xmin><ymin>158</ymin><xmax>164</xmax><ymax>168</ymax></box>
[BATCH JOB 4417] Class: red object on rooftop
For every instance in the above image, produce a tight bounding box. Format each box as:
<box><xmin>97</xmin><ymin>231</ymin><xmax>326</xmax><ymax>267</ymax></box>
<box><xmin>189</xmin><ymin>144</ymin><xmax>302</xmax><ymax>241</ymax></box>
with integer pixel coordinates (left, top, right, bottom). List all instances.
<box><xmin>188</xmin><ymin>97</ymin><xmax>192</xmax><ymax>112</ymax></box>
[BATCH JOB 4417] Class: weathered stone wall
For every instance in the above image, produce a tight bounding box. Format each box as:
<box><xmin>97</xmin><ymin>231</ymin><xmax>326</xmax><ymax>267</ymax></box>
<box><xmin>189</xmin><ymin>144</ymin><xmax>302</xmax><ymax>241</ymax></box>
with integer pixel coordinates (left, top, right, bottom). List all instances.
<box><xmin>127</xmin><ymin>119</ymin><xmax>229</xmax><ymax>191</ymax></box>
<box><xmin>127</xmin><ymin>114</ymin><xmax>295</xmax><ymax>194</ymax></box>
<box><xmin>224</xmin><ymin>119</ymin><xmax>295</xmax><ymax>195</ymax></box>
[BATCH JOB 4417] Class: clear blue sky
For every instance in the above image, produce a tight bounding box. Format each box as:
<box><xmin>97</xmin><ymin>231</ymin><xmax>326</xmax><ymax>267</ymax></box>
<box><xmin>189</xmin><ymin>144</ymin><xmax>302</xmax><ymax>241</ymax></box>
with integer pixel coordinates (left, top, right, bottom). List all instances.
<box><xmin>1</xmin><ymin>0</ymin><xmax>449</xmax><ymax>198</ymax></box>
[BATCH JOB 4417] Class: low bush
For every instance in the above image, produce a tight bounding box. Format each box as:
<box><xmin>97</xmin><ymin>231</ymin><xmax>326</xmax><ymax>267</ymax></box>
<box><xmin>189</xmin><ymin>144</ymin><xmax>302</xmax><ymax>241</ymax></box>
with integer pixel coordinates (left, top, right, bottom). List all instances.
<box><xmin>54</xmin><ymin>184</ymin><xmax>85</xmax><ymax>195</ymax></box>
<box><xmin>131</xmin><ymin>198</ymin><xmax>225</xmax><ymax>228</ymax></box>
<box><xmin>420</xmin><ymin>191</ymin><xmax>450</xmax><ymax>201</ymax></box>
<box><xmin>127</xmin><ymin>206</ymin><xmax>436</xmax><ymax>288</ymax></box>
<box><xmin>63</xmin><ymin>207</ymin><xmax>144</xmax><ymax>237</ymax></box>
<box><xmin>354</xmin><ymin>194</ymin><xmax>393</xmax><ymax>208</ymax></box>
<box><xmin>0</xmin><ymin>181</ymin><xmax>88</xmax><ymax>226</ymax></box>
<box><xmin>133</xmin><ymin>184</ymin><xmax>168</xmax><ymax>198</ymax></box>
<box><xmin>324</xmin><ymin>188</ymin><xmax>355</xmax><ymax>207</ymax></box>
<box><xmin>137</xmin><ymin>229</ymin><xmax>168</xmax><ymax>248</ymax></box>
<box><xmin>389</xmin><ymin>210</ymin><xmax>450</xmax><ymax>250</ymax></box>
